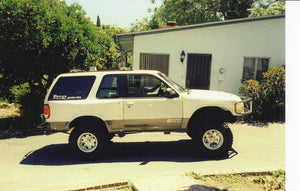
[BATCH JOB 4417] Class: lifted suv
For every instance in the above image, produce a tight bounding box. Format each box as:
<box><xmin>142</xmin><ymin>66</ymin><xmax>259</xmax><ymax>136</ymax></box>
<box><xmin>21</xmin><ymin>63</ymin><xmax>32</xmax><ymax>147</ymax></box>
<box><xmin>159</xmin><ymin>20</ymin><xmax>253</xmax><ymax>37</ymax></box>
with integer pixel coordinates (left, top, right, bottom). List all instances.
<box><xmin>43</xmin><ymin>70</ymin><xmax>251</xmax><ymax>159</ymax></box>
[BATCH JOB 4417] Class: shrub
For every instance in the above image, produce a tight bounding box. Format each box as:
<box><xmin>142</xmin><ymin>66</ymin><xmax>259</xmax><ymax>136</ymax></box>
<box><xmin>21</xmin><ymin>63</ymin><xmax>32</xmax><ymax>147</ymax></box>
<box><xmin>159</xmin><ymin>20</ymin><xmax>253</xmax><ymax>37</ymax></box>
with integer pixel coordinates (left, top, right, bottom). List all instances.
<box><xmin>240</xmin><ymin>66</ymin><xmax>285</xmax><ymax>122</ymax></box>
<box><xmin>9</xmin><ymin>83</ymin><xmax>31</xmax><ymax>104</ymax></box>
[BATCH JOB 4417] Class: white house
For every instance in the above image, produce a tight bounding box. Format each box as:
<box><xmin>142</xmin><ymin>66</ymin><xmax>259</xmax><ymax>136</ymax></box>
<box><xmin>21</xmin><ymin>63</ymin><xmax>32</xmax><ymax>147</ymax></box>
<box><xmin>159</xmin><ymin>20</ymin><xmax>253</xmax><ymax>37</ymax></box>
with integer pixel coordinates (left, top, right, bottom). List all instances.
<box><xmin>117</xmin><ymin>15</ymin><xmax>285</xmax><ymax>95</ymax></box>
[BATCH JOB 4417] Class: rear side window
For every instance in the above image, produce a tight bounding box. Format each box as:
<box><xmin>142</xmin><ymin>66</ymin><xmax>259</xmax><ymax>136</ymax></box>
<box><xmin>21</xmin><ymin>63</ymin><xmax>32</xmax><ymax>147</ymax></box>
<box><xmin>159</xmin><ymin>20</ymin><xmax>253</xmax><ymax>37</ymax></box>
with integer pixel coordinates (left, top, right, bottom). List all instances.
<box><xmin>97</xmin><ymin>75</ymin><xmax>127</xmax><ymax>98</ymax></box>
<box><xmin>48</xmin><ymin>76</ymin><xmax>96</xmax><ymax>101</ymax></box>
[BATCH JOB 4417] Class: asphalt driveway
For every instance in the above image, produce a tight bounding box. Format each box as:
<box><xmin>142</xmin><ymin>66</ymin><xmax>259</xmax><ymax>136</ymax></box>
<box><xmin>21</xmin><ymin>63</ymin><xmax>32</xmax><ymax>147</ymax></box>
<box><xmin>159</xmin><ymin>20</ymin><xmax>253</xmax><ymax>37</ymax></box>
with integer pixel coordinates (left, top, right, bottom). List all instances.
<box><xmin>0</xmin><ymin>123</ymin><xmax>285</xmax><ymax>191</ymax></box>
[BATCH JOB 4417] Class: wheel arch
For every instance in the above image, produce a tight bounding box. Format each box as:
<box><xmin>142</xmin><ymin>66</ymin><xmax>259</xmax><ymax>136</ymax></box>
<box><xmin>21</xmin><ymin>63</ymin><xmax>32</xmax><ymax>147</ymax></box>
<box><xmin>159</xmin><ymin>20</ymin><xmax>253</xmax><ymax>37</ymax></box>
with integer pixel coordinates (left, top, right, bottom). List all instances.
<box><xmin>69</xmin><ymin>116</ymin><xmax>109</xmax><ymax>134</ymax></box>
<box><xmin>188</xmin><ymin>107</ymin><xmax>236</xmax><ymax>127</ymax></box>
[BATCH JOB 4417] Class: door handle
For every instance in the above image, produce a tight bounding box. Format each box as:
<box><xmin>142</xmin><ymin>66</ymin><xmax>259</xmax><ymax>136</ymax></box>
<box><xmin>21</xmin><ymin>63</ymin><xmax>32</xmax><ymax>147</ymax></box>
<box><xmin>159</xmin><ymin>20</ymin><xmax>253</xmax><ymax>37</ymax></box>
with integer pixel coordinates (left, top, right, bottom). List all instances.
<box><xmin>127</xmin><ymin>102</ymin><xmax>134</xmax><ymax>108</ymax></box>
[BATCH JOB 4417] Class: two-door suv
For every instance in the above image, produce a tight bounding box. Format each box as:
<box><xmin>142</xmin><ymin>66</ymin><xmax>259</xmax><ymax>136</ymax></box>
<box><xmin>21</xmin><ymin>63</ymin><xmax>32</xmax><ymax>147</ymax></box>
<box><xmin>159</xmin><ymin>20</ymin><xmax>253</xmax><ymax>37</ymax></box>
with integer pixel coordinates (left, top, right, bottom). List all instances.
<box><xmin>43</xmin><ymin>70</ymin><xmax>252</xmax><ymax>159</ymax></box>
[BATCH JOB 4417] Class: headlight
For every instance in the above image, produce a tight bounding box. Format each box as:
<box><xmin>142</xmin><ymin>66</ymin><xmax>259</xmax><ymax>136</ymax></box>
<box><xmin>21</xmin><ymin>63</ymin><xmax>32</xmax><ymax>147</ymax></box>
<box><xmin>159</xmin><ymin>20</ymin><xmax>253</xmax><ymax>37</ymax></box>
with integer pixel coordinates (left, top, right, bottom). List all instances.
<box><xmin>235</xmin><ymin>102</ymin><xmax>244</xmax><ymax>114</ymax></box>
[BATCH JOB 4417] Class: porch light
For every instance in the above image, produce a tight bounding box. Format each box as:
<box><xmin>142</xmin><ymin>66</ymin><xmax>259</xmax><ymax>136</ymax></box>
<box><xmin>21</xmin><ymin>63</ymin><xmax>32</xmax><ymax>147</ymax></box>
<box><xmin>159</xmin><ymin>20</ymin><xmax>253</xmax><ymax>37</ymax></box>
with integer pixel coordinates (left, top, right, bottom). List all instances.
<box><xmin>180</xmin><ymin>50</ymin><xmax>186</xmax><ymax>63</ymax></box>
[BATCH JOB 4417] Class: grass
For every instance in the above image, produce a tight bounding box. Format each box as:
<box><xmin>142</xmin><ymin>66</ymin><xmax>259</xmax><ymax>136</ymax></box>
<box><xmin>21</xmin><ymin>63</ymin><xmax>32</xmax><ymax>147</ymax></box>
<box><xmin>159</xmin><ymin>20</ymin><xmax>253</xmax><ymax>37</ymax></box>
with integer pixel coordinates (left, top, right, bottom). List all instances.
<box><xmin>186</xmin><ymin>170</ymin><xmax>285</xmax><ymax>191</ymax></box>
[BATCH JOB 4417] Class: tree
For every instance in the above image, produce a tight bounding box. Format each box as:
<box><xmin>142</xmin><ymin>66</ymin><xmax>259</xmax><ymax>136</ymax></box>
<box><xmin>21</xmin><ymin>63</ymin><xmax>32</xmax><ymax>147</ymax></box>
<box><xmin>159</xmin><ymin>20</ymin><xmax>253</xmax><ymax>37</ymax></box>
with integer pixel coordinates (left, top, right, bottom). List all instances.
<box><xmin>150</xmin><ymin>0</ymin><xmax>254</xmax><ymax>26</ymax></box>
<box><xmin>0</xmin><ymin>0</ymin><xmax>124</xmax><ymax>95</ymax></box>
<box><xmin>218</xmin><ymin>0</ymin><xmax>254</xmax><ymax>20</ymax></box>
<box><xmin>249</xmin><ymin>0</ymin><xmax>285</xmax><ymax>17</ymax></box>
<box><xmin>96</xmin><ymin>15</ymin><xmax>101</xmax><ymax>27</ymax></box>
<box><xmin>1</xmin><ymin>0</ymin><xmax>96</xmax><ymax>92</ymax></box>
<box><xmin>130</xmin><ymin>15</ymin><xmax>159</xmax><ymax>32</ymax></box>
<box><xmin>0</xmin><ymin>0</ymin><xmax>125</xmax><ymax>126</ymax></box>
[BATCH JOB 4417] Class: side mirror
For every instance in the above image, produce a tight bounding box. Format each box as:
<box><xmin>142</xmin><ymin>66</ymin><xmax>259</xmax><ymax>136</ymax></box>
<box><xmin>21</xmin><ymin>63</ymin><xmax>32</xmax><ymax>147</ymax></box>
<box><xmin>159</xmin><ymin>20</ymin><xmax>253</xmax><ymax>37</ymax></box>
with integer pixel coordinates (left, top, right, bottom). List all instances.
<box><xmin>164</xmin><ymin>88</ymin><xmax>178</xmax><ymax>98</ymax></box>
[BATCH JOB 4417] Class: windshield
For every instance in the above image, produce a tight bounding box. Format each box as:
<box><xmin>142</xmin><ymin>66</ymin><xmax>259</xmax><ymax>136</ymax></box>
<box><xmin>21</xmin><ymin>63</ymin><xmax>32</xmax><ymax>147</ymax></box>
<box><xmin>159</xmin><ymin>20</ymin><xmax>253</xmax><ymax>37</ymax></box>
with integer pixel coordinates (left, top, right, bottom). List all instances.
<box><xmin>158</xmin><ymin>73</ymin><xmax>186</xmax><ymax>92</ymax></box>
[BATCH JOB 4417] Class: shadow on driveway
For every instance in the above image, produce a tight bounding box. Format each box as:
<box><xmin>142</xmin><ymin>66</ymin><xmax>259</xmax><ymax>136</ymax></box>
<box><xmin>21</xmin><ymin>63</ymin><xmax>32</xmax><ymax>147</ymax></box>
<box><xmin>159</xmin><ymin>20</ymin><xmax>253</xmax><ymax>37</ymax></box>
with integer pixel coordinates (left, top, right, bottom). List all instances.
<box><xmin>20</xmin><ymin>140</ymin><xmax>237</xmax><ymax>166</ymax></box>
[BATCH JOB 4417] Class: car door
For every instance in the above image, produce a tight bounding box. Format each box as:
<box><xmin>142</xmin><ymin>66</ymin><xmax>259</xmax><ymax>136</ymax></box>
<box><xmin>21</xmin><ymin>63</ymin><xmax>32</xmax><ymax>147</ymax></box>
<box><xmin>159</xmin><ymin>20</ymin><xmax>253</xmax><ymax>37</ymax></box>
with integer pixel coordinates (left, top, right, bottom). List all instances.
<box><xmin>96</xmin><ymin>74</ymin><xmax>126</xmax><ymax>130</ymax></box>
<box><xmin>124</xmin><ymin>74</ymin><xmax>183</xmax><ymax>131</ymax></box>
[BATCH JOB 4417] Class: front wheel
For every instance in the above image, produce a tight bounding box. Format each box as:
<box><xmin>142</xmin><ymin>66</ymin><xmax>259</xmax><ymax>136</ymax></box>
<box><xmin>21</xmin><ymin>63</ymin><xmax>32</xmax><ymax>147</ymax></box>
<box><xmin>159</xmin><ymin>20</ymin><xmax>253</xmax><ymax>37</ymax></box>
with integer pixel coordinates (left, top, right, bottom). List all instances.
<box><xmin>191</xmin><ymin>120</ymin><xmax>233</xmax><ymax>157</ymax></box>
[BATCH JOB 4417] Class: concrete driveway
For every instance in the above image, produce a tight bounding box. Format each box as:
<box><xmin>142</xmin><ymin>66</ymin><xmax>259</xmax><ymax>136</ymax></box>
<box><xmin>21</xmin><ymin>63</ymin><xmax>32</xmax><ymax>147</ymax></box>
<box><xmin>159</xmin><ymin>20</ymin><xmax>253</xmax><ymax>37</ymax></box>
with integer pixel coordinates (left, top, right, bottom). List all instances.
<box><xmin>0</xmin><ymin>123</ymin><xmax>285</xmax><ymax>191</ymax></box>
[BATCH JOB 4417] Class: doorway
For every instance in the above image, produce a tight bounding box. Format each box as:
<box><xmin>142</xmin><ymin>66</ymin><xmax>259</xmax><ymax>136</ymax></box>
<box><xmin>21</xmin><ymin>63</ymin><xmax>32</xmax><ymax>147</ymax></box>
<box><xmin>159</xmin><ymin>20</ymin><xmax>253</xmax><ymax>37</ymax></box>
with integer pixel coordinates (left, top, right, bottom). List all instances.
<box><xmin>186</xmin><ymin>53</ymin><xmax>212</xmax><ymax>89</ymax></box>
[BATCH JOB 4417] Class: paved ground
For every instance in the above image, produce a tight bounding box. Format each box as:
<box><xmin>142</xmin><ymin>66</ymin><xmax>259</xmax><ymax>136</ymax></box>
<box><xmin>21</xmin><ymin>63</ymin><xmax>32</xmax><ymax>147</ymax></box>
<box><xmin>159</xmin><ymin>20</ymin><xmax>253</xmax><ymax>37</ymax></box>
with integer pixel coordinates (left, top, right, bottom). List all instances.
<box><xmin>0</xmin><ymin>123</ymin><xmax>285</xmax><ymax>191</ymax></box>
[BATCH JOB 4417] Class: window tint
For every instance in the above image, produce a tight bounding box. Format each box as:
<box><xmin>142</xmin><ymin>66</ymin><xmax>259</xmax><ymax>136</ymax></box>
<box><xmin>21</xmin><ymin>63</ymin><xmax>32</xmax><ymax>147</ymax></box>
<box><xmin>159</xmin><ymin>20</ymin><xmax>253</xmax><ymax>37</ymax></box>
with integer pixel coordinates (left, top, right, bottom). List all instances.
<box><xmin>97</xmin><ymin>75</ymin><xmax>126</xmax><ymax>98</ymax></box>
<box><xmin>49</xmin><ymin>76</ymin><xmax>95</xmax><ymax>101</ymax></box>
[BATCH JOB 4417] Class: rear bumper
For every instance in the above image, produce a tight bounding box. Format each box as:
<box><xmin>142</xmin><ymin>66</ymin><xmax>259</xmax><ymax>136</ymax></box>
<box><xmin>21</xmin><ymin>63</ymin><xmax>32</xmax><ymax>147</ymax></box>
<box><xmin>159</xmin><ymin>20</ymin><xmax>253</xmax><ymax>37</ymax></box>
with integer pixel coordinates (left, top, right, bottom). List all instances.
<box><xmin>47</xmin><ymin>122</ymin><xmax>69</xmax><ymax>131</ymax></box>
<box><xmin>40</xmin><ymin>115</ymin><xmax>69</xmax><ymax>132</ymax></box>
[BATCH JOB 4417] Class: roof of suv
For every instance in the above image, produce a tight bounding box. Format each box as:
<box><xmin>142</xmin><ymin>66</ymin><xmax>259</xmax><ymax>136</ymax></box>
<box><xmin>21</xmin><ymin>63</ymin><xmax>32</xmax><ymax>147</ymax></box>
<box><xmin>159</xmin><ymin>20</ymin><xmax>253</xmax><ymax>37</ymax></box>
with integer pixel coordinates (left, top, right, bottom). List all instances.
<box><xmin>58</xmin><ymin>70</ymin><xmax>161</xmax><ymax>77</ymax></box>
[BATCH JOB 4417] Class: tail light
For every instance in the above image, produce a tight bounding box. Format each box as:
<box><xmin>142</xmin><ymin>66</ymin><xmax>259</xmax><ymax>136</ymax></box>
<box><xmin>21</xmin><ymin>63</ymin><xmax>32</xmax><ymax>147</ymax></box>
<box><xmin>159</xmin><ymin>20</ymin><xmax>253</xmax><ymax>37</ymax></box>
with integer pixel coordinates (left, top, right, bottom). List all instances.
<box><xmin>44</xmin><ymin>104</ymin><xmax>51</xmax><ymax>119</ymax></box>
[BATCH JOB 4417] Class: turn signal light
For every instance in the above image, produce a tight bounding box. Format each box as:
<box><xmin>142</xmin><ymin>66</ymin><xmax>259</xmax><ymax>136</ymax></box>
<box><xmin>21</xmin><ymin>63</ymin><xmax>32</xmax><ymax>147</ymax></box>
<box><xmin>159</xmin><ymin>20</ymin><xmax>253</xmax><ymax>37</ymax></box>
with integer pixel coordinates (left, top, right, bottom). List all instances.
<box><xmin>44</xmin><ymin>104</ymin><xmax>51</xmax><ymax>119</ymax></box>
<box><xmin>235</xmin><ymin>102</ymin><xmax>244</xmax><ymax>114</ymax></box>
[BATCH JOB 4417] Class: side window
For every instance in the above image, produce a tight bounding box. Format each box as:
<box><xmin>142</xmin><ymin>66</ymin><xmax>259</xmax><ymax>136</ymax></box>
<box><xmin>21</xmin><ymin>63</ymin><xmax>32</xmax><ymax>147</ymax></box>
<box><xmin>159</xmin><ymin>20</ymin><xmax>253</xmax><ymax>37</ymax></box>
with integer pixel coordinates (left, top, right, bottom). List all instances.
<box><xmin>127</xmin><ymin>75</ymin><xmax>168</xmax><ymax>98</ymax></box>
<box><xmin>97</xmin><ymin>75</ymin><xmax>120</xmax><ymax>98</ymax></box>
<box><xmin>48</xmin><ymin>76</ymin><xmax>95</xmax><ymax>101</ymax></box>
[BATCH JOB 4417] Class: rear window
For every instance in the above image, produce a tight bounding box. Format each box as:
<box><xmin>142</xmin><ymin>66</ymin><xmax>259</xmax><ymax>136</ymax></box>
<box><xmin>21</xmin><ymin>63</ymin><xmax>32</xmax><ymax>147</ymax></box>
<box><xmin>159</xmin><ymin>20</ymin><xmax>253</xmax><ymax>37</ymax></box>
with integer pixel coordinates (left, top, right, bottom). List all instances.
<box><xmin>48</xmin><ymin>76</ymin><xmax>96</xmax><ymax>101</ymax></box>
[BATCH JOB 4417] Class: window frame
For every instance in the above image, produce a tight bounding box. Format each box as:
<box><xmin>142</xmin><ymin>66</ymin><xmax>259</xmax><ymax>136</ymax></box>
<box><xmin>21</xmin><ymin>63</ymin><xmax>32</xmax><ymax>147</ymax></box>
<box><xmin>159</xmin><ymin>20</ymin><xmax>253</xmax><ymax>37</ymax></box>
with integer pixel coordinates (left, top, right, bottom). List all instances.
<box><xmin>96</xmin><ymin>73</ymin><xmax>179</xmax><ymax>99</ymax></box>
<box><xmin>48</xmin><ymin>75</ymin><xmax>96</xmax><ymax>101</ymax></box>
<box><xmin>96</xmin><ymin>74</ymin><xmax>127</xmax><ymax>99</ymax></box>
<box><xmin>126</xmin><ymin>74</ymin><xmax>170</xmax><ymax>99</ymax></box>
<box><xmin>242</xmin><ymin>56</ymin><xmax>270</xmax><ymax>81</ymax></box>
<box><xmin>140</xmin><ymin>53</ymin><xmax>170</xmax><ymax>75</ymax></box>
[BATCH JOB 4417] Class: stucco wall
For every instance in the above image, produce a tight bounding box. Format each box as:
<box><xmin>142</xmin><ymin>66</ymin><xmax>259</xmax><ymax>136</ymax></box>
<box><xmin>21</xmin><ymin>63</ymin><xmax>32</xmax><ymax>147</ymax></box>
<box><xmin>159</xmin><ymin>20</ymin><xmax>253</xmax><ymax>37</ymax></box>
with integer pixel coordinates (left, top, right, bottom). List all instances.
<box><xmin>132</xmin><ymin>17</ymin><xmax>285</xmax><ymax>95</ymax></box>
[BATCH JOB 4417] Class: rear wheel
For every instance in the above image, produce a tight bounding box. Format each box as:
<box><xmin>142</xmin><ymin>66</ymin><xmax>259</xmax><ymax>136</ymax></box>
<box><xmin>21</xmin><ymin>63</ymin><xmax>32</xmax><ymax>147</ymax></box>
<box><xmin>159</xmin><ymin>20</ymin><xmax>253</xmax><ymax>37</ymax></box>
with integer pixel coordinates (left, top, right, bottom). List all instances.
<box><xmin>189</xmin><ymin>119</ymin><xmax>233</xmax><ymax>156</ymax></box>
<box><xmin>69</xmin><ymin>123</ymin><xmax>108</xmax><ymax>159</ymax></box>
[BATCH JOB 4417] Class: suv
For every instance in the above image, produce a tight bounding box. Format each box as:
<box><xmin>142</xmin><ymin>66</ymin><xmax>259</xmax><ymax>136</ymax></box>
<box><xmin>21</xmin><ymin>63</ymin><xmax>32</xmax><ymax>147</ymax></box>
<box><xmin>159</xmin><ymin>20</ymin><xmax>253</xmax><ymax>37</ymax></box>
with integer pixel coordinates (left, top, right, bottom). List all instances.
<box><xmin>43</xmin><ymin>70</ymin><xmax>251</xmax><ymax>159</ymax></box>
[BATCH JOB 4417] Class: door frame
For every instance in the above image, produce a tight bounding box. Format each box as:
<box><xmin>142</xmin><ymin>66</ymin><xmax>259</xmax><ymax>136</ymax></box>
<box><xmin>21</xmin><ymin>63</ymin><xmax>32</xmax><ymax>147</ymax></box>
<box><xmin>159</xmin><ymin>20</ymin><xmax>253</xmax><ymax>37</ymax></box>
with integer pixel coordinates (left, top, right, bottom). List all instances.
<box><xmin>186</xmin><ymin>53</ymin><xmax>212</xmax><ymax>90</ymax></box>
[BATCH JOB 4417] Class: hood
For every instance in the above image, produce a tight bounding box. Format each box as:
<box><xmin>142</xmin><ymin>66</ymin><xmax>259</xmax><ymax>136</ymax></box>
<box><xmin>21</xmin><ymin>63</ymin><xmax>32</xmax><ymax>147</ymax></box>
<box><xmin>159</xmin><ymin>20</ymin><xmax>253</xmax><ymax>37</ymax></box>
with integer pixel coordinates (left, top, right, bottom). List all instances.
<box><xmin>183</xmin><ymin>89</ymin><xmax>241</xmax><ymax>101</ymax></box>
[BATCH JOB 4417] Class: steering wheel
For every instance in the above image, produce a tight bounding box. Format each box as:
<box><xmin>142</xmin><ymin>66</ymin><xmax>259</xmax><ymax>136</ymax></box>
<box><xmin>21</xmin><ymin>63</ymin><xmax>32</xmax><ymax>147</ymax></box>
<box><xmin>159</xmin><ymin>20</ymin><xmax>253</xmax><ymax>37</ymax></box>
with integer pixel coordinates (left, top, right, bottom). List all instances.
<box><xmin>158</xmin><ymin>83</ymin><xmax>167</xmax><ymax>97</ymax></box>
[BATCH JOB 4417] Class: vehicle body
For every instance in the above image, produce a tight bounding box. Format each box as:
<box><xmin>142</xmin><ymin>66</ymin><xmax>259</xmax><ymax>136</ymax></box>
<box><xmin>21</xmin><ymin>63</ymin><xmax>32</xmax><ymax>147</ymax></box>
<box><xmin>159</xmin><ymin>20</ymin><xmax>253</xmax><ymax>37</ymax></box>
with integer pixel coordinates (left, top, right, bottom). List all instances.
<box><xmin>43</xmin><ymin>70</ymin><xmax>252</xmax><ymax>158</ymax></box>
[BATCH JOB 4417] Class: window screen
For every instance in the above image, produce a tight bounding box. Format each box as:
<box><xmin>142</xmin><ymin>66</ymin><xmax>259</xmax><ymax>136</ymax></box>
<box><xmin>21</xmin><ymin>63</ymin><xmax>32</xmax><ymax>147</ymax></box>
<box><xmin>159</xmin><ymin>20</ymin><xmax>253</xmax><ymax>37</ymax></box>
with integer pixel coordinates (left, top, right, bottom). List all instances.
<box><xmin>140</xmin><ymin>53</ymin><xmax>169</xmax><ymax>75</ymax></box>
<box><xmin>48</xmin><ymin>76</ymin><xmax>96</xmax><ymax>100</ymax></box>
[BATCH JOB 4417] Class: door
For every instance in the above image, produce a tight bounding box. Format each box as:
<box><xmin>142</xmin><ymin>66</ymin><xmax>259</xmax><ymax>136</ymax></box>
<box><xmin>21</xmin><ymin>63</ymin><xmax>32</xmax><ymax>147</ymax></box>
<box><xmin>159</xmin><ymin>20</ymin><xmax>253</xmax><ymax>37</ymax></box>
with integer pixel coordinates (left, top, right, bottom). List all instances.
<box><xmin>186</xmin><ymin>53</ymin><xmax>212</xmax><ymax>89</ymax></box>
<box><xmin>124</xmin><ymin>74</ymin><xmax>182</xmax><ymax>130</ymax></box>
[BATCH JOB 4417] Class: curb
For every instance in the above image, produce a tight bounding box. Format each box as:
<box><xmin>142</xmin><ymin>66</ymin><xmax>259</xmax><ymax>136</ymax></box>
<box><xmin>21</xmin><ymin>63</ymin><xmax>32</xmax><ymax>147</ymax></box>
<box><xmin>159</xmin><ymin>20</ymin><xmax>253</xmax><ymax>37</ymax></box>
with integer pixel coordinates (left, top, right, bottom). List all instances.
<box><xmin>68</xmin><ymin>181</ymin><xmax>134</xmax><ymax>191</ymax></box>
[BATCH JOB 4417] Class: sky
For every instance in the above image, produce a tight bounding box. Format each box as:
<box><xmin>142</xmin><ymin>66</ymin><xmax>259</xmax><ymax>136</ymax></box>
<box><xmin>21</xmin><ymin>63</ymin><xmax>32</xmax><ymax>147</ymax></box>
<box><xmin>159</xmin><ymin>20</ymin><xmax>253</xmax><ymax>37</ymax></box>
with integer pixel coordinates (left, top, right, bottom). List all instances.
<box><xmin>64</xmin><ymin>0</ymin><xmax>163</xmax><ymax>29</ymax></box>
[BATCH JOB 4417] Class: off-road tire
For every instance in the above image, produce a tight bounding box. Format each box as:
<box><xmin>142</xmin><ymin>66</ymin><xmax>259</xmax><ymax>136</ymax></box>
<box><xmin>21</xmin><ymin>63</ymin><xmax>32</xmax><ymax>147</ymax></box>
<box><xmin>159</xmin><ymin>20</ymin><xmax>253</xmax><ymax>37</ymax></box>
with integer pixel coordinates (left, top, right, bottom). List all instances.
<box><xmin>189</xmin><ymin>119</ymin><xmax>233</xmax><ymax>157</ymax></box>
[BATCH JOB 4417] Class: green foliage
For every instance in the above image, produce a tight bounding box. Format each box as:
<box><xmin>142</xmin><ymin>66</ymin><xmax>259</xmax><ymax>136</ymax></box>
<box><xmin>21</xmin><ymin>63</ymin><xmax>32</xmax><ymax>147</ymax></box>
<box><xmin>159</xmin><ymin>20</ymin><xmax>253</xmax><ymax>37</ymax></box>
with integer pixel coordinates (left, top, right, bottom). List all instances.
<box><xmin>96</xmin><ymin>15</ymin><xmax>101</xmax><ymax>27</ymax></box>
<box><xmin>0</xmin><ymin>0</ymin><xmax>125</xmax><ymax>128</ymax></box>
<box><xmin>132</xmin><ymin>0</ymin><xmax>285</xmax><ymax>32</ymax></box>
<box><xmin>9</xmin><ymin>83</ymin><xmax>31</xmax><ymax>104</ymax></box>
<box><xmin>212</xmin><ymin>174</ymin><xmax>246</xmax><ymax>188</ymax></box>
<box><xmin>130</xmin><ymin>14</ymin><xmax>160</xmax><ymax>32</ymax></box>
<box><xmin>188</xmin><ymin>170</ymin><xmax>285</xmax><ymax>191</ymax></box>
<box><xmin>249</xmin><ymin>0</ymin><xmax>285</xmax><ymax>17</ymax></box>
<box><xmin>240</xmin><ymin>66</ymin><xmax>285</xmax><ymax>121</ymax></box>
<box><xmin>149</xmin><ymin>0</ymin><xmax>254</xmax><ymax>26</ymax></box>
<box><xmin>0</xmin><ymin>0</ymin><xmax>124</xmax><ymax>96</ymax></box>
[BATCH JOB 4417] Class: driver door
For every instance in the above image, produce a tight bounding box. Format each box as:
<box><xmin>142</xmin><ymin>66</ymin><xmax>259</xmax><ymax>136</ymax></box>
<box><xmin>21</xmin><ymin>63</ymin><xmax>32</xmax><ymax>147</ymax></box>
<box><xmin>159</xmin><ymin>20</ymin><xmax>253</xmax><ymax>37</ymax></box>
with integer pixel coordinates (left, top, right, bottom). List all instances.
<box><xmin>124</xmin><ymin>74</ymin><xmax>183</xmax><ymax>130</ymax></box>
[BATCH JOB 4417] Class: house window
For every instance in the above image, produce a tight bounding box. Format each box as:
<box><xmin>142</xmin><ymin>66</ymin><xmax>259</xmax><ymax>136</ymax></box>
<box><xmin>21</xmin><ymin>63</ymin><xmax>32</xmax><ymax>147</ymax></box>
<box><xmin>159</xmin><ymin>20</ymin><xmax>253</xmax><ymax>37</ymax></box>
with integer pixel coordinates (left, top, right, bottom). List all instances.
<box><xmin>242</xmin><ymin>57</ymin><xmax>269</xmax><ymax>81</ymax></box>
<box><xmin>140</xmin><ymin>53</ymin><xmax>169</xmax><ymax>75</ymax></box>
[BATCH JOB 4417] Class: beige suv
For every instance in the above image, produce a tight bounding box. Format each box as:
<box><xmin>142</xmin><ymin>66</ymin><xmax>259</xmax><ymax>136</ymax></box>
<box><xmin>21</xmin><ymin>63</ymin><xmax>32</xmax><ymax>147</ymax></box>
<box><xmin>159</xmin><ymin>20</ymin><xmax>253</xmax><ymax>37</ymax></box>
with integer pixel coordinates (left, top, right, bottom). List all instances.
<box><xmin>43</xmin><ymin>70</ymin><xmax>251</xmax><ymax>159</ymax></box>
